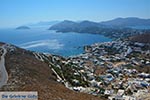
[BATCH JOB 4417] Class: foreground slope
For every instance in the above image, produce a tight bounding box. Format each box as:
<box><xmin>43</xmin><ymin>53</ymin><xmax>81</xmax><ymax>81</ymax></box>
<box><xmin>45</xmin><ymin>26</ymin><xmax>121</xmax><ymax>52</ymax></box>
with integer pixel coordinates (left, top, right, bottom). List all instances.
<box><xmin>0</xmin><ymin>42</ymin><xmax>102</xmax><ymax>100</ymax></box>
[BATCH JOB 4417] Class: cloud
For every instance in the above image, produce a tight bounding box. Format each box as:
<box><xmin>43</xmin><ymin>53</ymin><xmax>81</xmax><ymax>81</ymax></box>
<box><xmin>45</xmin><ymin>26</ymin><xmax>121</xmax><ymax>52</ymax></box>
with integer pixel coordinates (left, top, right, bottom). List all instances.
<box><xmin>20</xmin><ymin>39</ymin><xmax>64</xmax><ymax>49</ymax></box>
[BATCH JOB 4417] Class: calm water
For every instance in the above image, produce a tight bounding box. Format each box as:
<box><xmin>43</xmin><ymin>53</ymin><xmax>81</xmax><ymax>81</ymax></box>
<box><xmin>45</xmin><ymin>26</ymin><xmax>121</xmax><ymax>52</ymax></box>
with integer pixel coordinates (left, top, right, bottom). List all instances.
<box><xmin>0</xmin><ymin>27</ymin><xmax>111</xmax><ymax>56</ymax></box>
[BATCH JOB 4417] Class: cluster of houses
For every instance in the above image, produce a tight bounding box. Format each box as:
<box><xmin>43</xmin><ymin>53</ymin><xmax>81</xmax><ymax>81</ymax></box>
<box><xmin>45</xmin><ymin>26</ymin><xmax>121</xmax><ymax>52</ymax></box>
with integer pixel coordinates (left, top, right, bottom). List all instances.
<box><xmin>66</xmin><ymin>40</ymin><xmax>150</xmax><ymax>100</ymax></box>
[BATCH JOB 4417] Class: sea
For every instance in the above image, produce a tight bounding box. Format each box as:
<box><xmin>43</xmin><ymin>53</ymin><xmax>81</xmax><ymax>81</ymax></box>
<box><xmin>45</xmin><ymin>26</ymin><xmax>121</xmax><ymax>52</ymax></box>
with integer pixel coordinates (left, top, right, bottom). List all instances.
<box><xmin>0</xmin><ymin>27</ymin><xmax>111</xmax><ymax>57</ymax></box>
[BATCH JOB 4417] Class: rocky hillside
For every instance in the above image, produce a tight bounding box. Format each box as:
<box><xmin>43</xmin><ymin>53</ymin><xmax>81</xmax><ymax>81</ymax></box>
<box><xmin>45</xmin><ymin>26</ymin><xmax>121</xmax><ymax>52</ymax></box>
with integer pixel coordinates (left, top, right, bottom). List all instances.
<box><xmin>130</xmin><ymin>33</ymin><xmax>150</xmax><ymax>43</ymax></box>
<box><xmin>0</xmin><ymin>42</ymin><xmax>102</xmax><ymax>100</ymax></box>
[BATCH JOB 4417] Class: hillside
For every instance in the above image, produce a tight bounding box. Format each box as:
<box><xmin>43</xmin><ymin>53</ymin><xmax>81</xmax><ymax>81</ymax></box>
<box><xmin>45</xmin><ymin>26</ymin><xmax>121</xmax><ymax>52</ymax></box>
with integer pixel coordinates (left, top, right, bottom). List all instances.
<box><xmin>49</xmin><ymin>20</ymin><xmax>107</xmax><ymax>31</ymax></box>
<box><xmin>0</xmin><ymin>42</ymin><xmax>102</xmax><ymax>100</ymax></box>
<box><xmin>49</xmin><ymin>20</ymin><xmax>78</xmax><ymax>31</ymax></box>
<box><xmin>101</xmin><ymin>17</ymin><xmax>150</xmax><ymax>26</ymax></box>
<box><xmin>130</xmin><ymin>33</ymin><xmax>150</xmax><ymax>43</ymax></box>
<box><xmin>50</xmin><ymin>17</ymin><xmax>150</xmax><ymax>31</ymax></box>
<box><xmin>49</xmin><ymin>19</ymin><xmax>150</xmax><ymax>39</ymax></box>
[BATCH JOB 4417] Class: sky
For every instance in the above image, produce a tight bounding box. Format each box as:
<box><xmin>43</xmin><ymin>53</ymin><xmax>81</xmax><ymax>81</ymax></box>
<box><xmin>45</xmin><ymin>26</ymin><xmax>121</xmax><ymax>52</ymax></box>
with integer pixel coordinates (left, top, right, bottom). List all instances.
<box><xmin>0</xmin><ymin>0</ymin><xmax>150</xmax><ymax>28</ymax></box>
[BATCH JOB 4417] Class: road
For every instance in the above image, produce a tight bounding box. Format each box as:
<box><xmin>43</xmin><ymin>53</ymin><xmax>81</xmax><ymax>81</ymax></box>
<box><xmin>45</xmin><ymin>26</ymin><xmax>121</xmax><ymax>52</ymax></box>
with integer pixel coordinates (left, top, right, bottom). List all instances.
<box><xmin>0</xmin><ymin>45</ymin><xmax>8</xmax><ymax>88</ymax></box>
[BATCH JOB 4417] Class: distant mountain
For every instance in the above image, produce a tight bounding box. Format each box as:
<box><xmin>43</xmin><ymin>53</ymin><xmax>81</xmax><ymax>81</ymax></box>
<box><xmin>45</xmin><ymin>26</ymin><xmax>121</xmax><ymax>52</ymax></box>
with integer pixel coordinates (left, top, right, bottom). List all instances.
<box><xmin>49</xmin><ymin>20</ymin><xmax>108</xmax><ymax>31</ymax></box>
<box><xmin>49</xmin><ymin>20</ymin><xmax>78</xmax><ymax>30</ymax></box>
<box><xmin>50</xmin><ymin>18</ymin><xmax>150</xmax><ymax>31</ymax></box>
<box><xmin>101</xmin><ymin>17</ymin><xmax>150</xmax><ymax>27</ymax></box>
<box><xmin>49</xmin><ymin>20</ymin><xmax>143</xmax><ymax>39</ymax></box>
<box><xmin>49</xmin><ymin>18</ymin><xmax>150</xmax><ymax>39</ymax></box>
<box><xmin>16</xmin><ymin>26</ymin><xmax>30</xmax><ymax>30</ymax></box>
<box><xmin>78</xmin><ymin>20</ymin><xmax>100</xmax><ymax>27</ymax></box>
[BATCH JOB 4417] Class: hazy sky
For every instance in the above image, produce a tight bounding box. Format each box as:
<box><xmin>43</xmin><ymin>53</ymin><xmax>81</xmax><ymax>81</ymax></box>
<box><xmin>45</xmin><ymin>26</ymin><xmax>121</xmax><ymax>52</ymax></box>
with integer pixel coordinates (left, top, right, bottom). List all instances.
<box><xmin>0</xmin><ymin>0</ymin><xmax>150</xmax><ymax>27</ymax></box>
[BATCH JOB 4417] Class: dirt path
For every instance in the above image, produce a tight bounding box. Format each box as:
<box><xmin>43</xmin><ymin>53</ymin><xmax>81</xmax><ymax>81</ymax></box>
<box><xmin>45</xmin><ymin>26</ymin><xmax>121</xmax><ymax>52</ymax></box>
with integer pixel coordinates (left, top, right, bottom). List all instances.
<box><xmin>0</xmin><ymin>45</ymin><xmax>8</xmax><ymax>88</ymax></box>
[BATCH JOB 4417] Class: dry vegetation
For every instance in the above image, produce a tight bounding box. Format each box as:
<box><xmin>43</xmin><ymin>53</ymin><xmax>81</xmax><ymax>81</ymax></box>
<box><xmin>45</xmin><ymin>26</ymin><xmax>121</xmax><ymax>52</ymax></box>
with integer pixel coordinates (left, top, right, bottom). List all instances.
<box><xmin>130</xmin><ymin>33</ymin><xmax>150</xmax><ymax>43</ymax></box>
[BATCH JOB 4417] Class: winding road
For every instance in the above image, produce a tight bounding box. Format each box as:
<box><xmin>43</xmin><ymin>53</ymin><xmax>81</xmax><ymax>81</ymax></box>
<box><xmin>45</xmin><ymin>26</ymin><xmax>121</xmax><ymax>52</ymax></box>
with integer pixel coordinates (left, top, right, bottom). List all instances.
<box><xmin>0</xmin><ymin>45</ymin><xmax>8</xmax><ymax>88</ymax></box>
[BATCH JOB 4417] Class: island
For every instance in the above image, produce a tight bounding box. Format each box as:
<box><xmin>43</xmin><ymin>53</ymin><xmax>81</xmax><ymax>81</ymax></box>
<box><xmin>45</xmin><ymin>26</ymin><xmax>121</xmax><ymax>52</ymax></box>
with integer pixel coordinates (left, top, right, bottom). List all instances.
<box><xmin>16</xmin><ymin>26</ymin><xmax>30</xmax><ymax>30</ymax></box>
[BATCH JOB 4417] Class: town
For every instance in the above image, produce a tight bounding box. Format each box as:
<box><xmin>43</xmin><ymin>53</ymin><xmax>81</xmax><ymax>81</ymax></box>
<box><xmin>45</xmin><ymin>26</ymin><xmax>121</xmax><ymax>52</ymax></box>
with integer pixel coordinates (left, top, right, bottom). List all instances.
<box><xmin>66</xmin><ymin>38</ymin><xmax>150</xmax><ymax>99</ymax></box>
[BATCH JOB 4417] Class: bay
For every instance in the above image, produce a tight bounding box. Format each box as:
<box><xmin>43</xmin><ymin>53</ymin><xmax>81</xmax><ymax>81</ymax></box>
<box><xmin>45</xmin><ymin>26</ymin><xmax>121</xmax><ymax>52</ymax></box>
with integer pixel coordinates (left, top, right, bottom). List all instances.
<box><xmin>0</xmin><ymin>27</ymin><xmax>112</xmax><ymax>57</ymax></box>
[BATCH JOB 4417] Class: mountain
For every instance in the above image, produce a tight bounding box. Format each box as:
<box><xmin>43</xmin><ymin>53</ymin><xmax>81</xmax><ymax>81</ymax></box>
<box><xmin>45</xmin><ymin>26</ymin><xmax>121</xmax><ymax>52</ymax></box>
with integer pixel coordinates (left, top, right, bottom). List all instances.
<box><xmin>0</xmin><ymin>42</ymin><xmax>102</xmax><ymax>100</ymax></box>
<box><xmin>49</xmin><ymin>18</ymin><xmax>150</xmax><ymax>39</ymax></box>
<box><xmin>49</xmin><ymin>20</ymin><xmax>78</xmax><ymax>31</ymax></box>
<box><xmin>101</xmin><ymin>17</ymin><xmax>150</xmax><ymax>27</ymax></box>
<box><xmin>16</xmin><ymin>26</ymin><xmax>30</xmax><ymax>30</ymax></box>
<box><xmin>49</xmin><ymin>20</ymin><xmax>108</xmax><ymax>32</ymax></box>
<box><xmin>78</xmin><ymin>20</ymin><xmax>100</xmax><ymax>27</ymax></box>
<box><xmin>50</xmin><ymin>18</ymin><xmax>150</xmax><ymax>31</ymax></box>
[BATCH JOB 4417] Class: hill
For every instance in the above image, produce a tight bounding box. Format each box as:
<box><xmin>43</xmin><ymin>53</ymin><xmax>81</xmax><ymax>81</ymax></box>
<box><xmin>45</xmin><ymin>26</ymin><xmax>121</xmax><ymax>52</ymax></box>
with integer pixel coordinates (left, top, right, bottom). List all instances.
<box><xmin>101</xmin><ymin>17</ymin><xmax>150</xmax><ymax>27</ymax></box>
<box><xmin>130</xmin><ymin>33</ymin><xmax>150</xmax><ymax>43</ymax></box>
<box><xmin>49</xmin><ymin>19</ymin><xmax>149</xmax><ymax>39</ymax></box>
<box><xmin>50</xmin><ymin>17</ymin><xmax>150</xmax><ymax>31</ymax></box>
<box><xmin>49</xmin><ymin>20</ymin><xmax>78</xmax><ymax>31</ymax></box>
<box><xmin>0</xmin><ymin>42</ymin><xmax>102</xmax><ymax>100</ymax></box>
<box><xmin>49</xmin><ymin>20</ymin><xmax>109</xmax><ymax>31</ymax></box>
<box><xmin>16</xmin><ymin>26</ymin><xmax>30</xmax><ymax>30</ymax></box>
